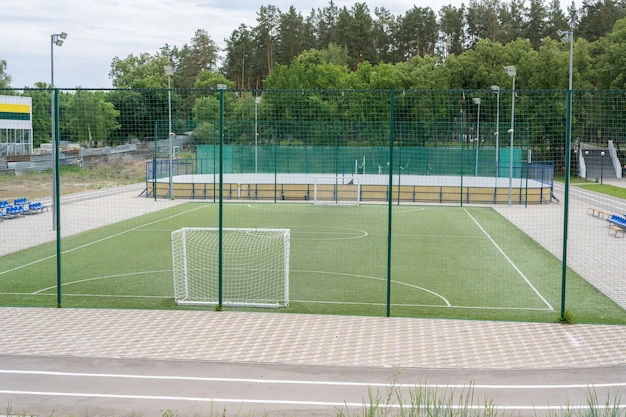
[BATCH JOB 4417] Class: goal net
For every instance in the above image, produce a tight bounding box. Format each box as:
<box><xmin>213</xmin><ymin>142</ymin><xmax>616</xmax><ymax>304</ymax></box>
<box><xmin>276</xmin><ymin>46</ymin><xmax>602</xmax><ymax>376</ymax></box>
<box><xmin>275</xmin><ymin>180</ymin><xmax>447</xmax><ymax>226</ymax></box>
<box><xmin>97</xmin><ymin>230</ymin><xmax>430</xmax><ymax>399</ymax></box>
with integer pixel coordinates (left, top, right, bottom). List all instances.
<box><xmin>171</xmin><ymin>227</ymin><xmax>290</xmax><ymax>308</ymax></box>
<box><xmin>313</xmin><ymin>175</ymin><xmax>361</xmax><ymax>205</ymax></box>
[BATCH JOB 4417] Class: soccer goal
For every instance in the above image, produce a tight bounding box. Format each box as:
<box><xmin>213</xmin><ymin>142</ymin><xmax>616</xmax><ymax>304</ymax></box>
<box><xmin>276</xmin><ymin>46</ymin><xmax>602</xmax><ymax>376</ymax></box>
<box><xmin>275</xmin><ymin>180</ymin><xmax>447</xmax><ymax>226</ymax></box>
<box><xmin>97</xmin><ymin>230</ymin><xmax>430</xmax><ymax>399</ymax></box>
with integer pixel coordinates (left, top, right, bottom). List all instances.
<box><xmin>171</xmin><ymin>227</ymin><xmax>290</xmax><ymax>308</ymax></box>
<box><xmin>313</xmin><ymin>175</ymin><xmax>361</xmax><ymax>205</ymax></box>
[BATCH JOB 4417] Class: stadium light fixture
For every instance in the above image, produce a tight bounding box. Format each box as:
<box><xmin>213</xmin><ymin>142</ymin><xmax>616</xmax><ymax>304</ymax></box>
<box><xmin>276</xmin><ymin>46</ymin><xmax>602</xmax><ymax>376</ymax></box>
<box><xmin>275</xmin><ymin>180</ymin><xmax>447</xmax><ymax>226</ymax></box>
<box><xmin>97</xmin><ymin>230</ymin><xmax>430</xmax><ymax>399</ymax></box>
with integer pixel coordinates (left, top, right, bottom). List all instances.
<box><xmin>473</xmin><ymin>98</ymin><xmax>481</xmax><ymax>176</ymax></box>
<box><xmin>164</xmin><ymin>65</ymin><xmax>174</xmax><ymax>199</ymax></box>
<box><xmin>504</xmin><ymin>65</ymin><xmax>516</xmax><ymax>205</ymax></box>
<box><xmin>255</xmin><ymin>96</ymin><xmax>262</xmax><ymax>173</ymax></box>
<box><xmin>50</xmin><ymin>31</ymin><xmax>67</xmax><ymax>234</ymax></box>
<box><xmin>490</xmin><ymin>85</ymin><xmax>500</xmax><ymax>177</ymax></box>
<box><xmin>600</xmin><ymin>151</ymin><xmax>605</xmax><ymax>185</ymax></box>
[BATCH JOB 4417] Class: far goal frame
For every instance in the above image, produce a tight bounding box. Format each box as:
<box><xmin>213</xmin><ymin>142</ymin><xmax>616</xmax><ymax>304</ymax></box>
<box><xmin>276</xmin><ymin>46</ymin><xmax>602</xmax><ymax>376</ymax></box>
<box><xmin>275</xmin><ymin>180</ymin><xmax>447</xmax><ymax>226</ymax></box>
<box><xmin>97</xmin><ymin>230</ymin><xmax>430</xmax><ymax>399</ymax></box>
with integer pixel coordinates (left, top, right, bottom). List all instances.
<box><xmin>313</xmin><ymin>175</ymin><xmax>361</xmax><ymax>206</ymax></box>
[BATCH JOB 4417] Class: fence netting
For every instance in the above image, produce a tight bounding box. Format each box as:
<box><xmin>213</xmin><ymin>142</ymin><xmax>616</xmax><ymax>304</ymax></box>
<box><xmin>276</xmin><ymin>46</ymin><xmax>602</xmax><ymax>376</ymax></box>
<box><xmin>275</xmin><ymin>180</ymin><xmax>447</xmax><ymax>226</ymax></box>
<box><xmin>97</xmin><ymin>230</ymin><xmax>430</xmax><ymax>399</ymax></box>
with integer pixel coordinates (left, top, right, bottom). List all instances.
<box><xmin>1</xmin><ymin>88</ymin><xmax>625</xmax><ymax>324</ymax></box>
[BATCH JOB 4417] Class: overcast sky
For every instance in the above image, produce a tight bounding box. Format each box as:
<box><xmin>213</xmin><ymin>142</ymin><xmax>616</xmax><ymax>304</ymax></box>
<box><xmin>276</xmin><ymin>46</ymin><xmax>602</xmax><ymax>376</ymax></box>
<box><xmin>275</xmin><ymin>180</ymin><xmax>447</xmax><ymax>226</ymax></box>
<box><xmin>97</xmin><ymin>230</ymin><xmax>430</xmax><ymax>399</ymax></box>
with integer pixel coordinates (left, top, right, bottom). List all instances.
<box><xmin>2</xmin><ymin>0</ymin><xmax>470</xmax><ymax>89</ymax></box>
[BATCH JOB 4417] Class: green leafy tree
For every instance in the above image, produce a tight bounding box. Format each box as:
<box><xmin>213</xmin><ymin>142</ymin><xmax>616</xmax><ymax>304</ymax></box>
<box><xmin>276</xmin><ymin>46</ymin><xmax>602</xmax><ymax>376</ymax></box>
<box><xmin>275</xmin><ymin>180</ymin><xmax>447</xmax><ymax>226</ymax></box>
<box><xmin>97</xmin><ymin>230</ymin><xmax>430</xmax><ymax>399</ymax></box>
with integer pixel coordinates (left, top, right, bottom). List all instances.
<box><xmin>277</xmin><ymin>6</ymin><xmax>307</xmax><ymax>65</ymax></box>
<box><xmin>439</xmin><ymin>5</ymin><xmax>467</xmax><ymax>57</ymax></box>
<box><xmin>526</xmin><ymin>0</ymin><xmax>548</xmax><ymax>49</ymax></box>
<box><xmin>394</xmin><ymin>55</ymin><xmax>450</xmax><ymax>89</ymax></box>
<box><xmin>176</xmin><ymin>29</ymin><xmax>219</xmax><ymax>89</ymax></box>
<box><xmin>335</xmin><ymin>3</ymin><xmax>377</xmax><ymax>69</ymax></box>
<box><xmin>68</xmin><ymin>90</ymin><xmax>120</xmax><ymax>146</ymax></box>
<box><xmin>501</xmin><ymin>0</ymin><xmax>528</xmax><ymax>43</ymax></box>
<box><xmin>107</xmin><ymin>89</ymin><xmax>148</xmax><ymax>142</ymax></box>
<box><xmin>256</xmin><ymin>5</ymin><xmax>281</xmax><ymax>79</ymax></box>
<box><xmin>372</xmin><ymin>7</ymin><xmax>397</xmax><ymax>63</ymax></box>
<box><xmin>22</xmin><ymin>83</ymin><xmax>51</xmax><ymax>148</ymax></box>
<box><xmin>194</xmin><ymin>70</ymin><xmax>233</xmax><ymax>90</ymax></box>
<box><xmin>109</xmin><ymin>53</ymin><xmax>172</xmax><ymax>88</ymax></box>
<box><xmin>544</xmin><ymin>0</ymin><xmax>570</xmax><ymax>40</ymax></box>
<box><xmin>222</xmin><ymin>24</ymin><xmax>256</xmax><ymax>89</ymax></box>
<box><xmin>0</xmin><ymin>59</ymin><xmax>11</xmax><ymax>88</ymax></box>
<box><xmin>396</xmin><ymin>6</ymin><xmax>438</xmax><ymax>59</ymax></box>
<box><xmin>466</xmin><ymin>0</ymin><xmax>501</xmax><ymax>45</ymax></box>
<box><xmin>316</xmin><ymin>1</ymin><xmax>340</xmax><ymax>48</ymax></box>
<box><xmin>577</xmin><ymin>0</ymin><xmax>626</xmax><ymax>42</ymax></box>
<box><xmin>595</xmin><ymin>17</ymin><xmax>626</xmax><ymax>88</ymax></box>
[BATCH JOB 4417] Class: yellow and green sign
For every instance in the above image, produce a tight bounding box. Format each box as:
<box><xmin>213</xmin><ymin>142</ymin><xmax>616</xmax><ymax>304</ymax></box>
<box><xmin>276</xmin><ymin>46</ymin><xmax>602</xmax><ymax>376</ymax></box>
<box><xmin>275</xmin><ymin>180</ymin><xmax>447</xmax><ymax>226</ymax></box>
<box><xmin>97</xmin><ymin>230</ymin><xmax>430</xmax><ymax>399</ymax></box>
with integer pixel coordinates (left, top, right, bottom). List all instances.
<box><xmin>0</xmin><ymin>102</ymin><xmax>31</xmax><ymax>121</ymax></box>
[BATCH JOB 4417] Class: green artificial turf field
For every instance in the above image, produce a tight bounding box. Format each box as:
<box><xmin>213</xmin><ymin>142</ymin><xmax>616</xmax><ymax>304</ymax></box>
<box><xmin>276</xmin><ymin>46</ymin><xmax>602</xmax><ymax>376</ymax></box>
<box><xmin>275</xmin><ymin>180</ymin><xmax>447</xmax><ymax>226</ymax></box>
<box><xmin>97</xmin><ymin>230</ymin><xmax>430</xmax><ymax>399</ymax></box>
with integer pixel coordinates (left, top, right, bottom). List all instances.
<box><xmin>2</xmin><ymin>202</ymin><xmax>625</xmax><ymax>324</ymax></box>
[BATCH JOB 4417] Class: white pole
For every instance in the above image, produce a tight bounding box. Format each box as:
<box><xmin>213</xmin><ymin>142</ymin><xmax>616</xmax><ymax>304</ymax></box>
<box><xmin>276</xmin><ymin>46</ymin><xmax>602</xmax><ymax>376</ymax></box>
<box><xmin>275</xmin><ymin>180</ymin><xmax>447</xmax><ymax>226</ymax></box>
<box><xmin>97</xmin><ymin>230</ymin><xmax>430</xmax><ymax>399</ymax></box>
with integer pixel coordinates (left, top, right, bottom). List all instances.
<box><xmin>164</xmin><ymin>65</ymin><xmax>174</xmax><ymax>200</ymax></box>
<box><xmin>504</xmin><ymin>66</ymin><xmax>517</xmax><ymax>205</ymax></box>
<box><xmin>473</xmin><ymin>98</ymin><xmax>481</xmax><ymax>176</ymax></box>
<box><xmin>168</xmin><ymin>75</ymin><xmax>173</xmax><ymax>199</ymax></box>
<box><xmin>509</xmin><ymin>75</ymin><xmax>516</xmax><ymax>205</ymax></box>
<box><xmin>255</xmin><ymin>97</ymin><xmax>261</xmax><ymax>173</ymax></box>
<box><xmin>491</xmin><ymin>85</ymin><xmax>500</xmax><ymax>177</ymax></box>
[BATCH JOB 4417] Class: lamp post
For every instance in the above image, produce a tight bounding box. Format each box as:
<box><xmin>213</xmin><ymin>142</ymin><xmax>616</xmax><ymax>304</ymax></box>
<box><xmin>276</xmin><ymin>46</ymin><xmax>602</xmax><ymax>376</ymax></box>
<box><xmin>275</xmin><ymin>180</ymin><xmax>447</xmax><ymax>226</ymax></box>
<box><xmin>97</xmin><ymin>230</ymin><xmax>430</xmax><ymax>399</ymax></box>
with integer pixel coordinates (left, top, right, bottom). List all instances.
<box><xmin>490</xmin><ymin>85</ymin><xmax>500</xmax><ymax>177</ymax></box>
<box><xmin>584</xmin><ymin>150</ymin><xmax>589</xmax><ymax>181</ymax></box>
<box><xmin>600</xmin><ymin>151</ymin><xmax>605</xmax><ymax>185</ymax></box>
<box><xmin>51</xmin><ymin>31</ymin><xmax>67</xmax><ymax>308</ymax></box>
<box><xmin>50</xmin><ymin>32</ymin><xmax>67</xmax><ymax>231</ymax></box>
<box><xmin>473</xmin><ymin>98</ymin><xmax>481</xmax><ymax>176</ymax></box>
<box><xmin>164</xmin><ymin>65</ymin><xmax>174</xmax><ymax>199</ymax></box>
<box><xmin>255</xmin><ymin>96</ymin><xmax>262</xmax><ymax>173</ymax></box>
<box><xmin>557</xmin><ymin>28</ymin><xmax>574</xmax><ymax>322</ymax></box>
<box><xmin>504</xmin><ymin>65</ymin><xmax>516</xmax><ymax>205</ymax></box>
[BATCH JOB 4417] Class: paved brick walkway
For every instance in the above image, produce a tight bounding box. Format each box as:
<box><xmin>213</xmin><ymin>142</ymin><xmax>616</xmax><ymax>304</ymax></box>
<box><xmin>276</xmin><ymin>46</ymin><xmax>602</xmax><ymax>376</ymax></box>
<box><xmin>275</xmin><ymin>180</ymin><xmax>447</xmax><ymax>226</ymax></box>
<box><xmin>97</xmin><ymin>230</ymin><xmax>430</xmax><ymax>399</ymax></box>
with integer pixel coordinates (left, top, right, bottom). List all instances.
<box><xmin>1</xmin><ymin>307</ymin><xmax>626</xmax><ymax>369</ymax></box>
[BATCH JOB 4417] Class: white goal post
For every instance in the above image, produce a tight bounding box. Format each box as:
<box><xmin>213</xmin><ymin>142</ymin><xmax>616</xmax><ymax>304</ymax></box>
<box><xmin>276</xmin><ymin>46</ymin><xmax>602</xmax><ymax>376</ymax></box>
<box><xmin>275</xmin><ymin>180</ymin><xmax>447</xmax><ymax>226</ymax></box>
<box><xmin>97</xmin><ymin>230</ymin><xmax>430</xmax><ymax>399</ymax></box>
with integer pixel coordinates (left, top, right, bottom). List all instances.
<box><xmin>313</xmin><ymin>175</ymin><xmax>361</xmax><ymax>205</ymax></box>
<box><xmin>171</xmin><ymin>227</ymin><xmax>290</xmax><ymax>308</ymax></box>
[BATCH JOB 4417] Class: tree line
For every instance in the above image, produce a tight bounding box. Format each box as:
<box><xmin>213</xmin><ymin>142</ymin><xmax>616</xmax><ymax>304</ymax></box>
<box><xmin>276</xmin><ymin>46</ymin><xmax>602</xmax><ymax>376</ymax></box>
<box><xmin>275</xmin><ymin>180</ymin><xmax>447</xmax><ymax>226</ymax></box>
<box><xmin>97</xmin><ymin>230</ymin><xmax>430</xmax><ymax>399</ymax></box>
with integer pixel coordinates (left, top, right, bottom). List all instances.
<box><xmin>1</xmin><ymin>0</ymin><xmax>626</xmax><ymax>160</ymax></box>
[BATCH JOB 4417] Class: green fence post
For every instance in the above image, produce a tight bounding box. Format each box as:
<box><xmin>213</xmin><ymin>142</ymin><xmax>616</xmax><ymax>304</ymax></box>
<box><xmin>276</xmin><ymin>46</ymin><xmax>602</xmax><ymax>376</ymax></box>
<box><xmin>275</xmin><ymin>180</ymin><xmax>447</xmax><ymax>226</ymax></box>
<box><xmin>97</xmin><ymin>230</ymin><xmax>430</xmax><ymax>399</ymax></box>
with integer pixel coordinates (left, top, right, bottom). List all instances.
<box><xmin>218</xmin><ymin>84</ymin><xmax>226</xmax><ymax>309</ymax></box>
<box><xmin>561</xmin><ymin>90</ymin><xmax>572</xmax><ymax>320</ymax></box>
<box><xmin>54</xmin><ymin>88</ymin><xmax>62</xmax><ymax>308</ymax></box>
<box><xmin>386</xmin><ymin>90</ymin><xmax>395</xmax><ymax>318</ymax></box>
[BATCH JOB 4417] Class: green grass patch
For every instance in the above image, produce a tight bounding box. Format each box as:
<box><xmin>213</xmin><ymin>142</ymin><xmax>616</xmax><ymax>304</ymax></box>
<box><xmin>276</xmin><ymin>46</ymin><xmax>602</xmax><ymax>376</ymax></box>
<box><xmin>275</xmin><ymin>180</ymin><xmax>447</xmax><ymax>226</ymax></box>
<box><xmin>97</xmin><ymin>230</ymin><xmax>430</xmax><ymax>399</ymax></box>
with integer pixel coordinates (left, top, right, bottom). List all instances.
<box><xmin>576</xmin><ymin>183</ymin><xmax>626</xmax><ymax>199</ymax></box>
<box><xmin>1</xmin><ymin>202</ymin><xmax>625</xmax><ymax>324</ymax></box>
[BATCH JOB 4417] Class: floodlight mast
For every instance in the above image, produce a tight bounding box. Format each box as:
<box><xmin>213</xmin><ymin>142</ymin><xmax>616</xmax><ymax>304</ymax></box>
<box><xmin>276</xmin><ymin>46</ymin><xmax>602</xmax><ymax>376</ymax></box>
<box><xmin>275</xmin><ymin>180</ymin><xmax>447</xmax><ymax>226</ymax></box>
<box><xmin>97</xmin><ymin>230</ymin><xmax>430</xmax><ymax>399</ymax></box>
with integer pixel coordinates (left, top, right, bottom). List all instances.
<box><xmin>557</xmin><ymin>28</ymin><xmax>574</xmax><ymax>322</ymax></box>
<box><xmin>504</xmin><ymin>65</ymin><xmax>516</xmax><ymax>205</ymax></box>
<box><xmin>472</xmin><ymin>98</ymin><xmax>481</xmax><ymax>176</ymax></box>
<box><xmin>50</xmin><ymin>31</ymin><xmax>67</xmax><ymax>308</ymax></box>
<box><xmin>490</xmin><ymin>85</ymin><xmax>500</xmax><ymax>177</ymax></box>
<box><xmin>255</xmin><ymin>96</ymin><xmax>262</xmax><ymax>173</ymax></box>
<box><xmin>164</xmin><ymin>65</ymin><xmax>174</xmax><ymax>199</ymax></box>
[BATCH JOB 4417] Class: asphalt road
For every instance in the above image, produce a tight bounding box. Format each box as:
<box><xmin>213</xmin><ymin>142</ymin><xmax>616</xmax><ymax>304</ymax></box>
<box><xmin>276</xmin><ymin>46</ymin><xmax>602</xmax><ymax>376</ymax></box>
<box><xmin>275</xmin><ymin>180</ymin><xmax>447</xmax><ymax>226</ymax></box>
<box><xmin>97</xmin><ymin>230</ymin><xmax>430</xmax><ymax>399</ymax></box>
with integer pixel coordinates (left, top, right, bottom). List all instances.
<box><xmin>1</xmin><ymin>355</ymin><xmax>625</xmax><ymax>416</ymax></box>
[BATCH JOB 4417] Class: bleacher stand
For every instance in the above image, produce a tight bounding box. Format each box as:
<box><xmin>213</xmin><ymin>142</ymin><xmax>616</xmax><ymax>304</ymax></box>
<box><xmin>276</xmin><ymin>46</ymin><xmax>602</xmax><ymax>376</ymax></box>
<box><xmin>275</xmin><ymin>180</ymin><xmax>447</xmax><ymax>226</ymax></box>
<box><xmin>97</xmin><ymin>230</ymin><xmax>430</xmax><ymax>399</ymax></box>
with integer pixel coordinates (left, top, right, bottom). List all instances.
<box><xmin>0</xmin><ymin>198</ymin><xmax>47</xmax><ymax>221</ymax></box>
<box><xmin>28</xmin><ymin>202</ymin><xmax>47</xmax><ymax>213</ymax></box>
<box><xmin>607</xmin><ymin>214</ymin><xmax>626</xmax><ymax>237</ymax></box>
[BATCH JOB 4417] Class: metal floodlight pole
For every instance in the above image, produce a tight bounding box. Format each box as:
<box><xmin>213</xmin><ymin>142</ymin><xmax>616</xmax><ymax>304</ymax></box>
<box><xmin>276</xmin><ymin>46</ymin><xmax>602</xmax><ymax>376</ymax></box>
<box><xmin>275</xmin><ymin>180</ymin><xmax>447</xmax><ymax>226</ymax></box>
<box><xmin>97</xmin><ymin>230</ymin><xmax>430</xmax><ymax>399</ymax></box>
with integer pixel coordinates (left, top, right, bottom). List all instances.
<box><xmin>164</xmin><ymin>65</ymin><xmax>174</xmax><ymax>199</ymax></box>
<box><xmin>491</xmin><ymin>85</ymin><xmax>500</xmax><ymax>177</ymax></box>
<box><xmin>601</xmin><ymin>151</ymin><xmax>605</xmax><ymax>185</ymax></box>
<box><xmin>473</xmin><ymin>98</ymin><xmax>481</xmax><ymax>176</ymax></box>
<box><xmin>558</xmin><ymin>28</ymin><xmax>574</xmax><ymax>321</ymax></box>
<box><xmin>50</xmin><ymin>32</ymin><xmax>67</xmax><ymax>232</ymax></box>
<box><xmin>51</xmin><ymin>31</ymin><xmax>66</xmax><ymax>308</ymax></box>
<box><xmin>255</xmin><ymin>96</ymin><xmax>262</xmax><ymax>173</ymax></box>
<box><xmin>504</xmin><ymin>65</ymin><xmax>516</xmax><ymax>205</ymax></box>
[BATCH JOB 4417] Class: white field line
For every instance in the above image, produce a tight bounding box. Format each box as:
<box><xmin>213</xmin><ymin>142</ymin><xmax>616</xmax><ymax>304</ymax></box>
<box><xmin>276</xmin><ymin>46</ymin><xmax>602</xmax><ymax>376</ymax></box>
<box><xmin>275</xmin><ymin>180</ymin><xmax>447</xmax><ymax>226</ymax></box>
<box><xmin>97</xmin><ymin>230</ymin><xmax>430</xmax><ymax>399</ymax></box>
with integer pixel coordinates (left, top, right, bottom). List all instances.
<box><xmin>464</xmin><ymin>208</ymin><xmax>554</xmax><ymax>310</ymax></box>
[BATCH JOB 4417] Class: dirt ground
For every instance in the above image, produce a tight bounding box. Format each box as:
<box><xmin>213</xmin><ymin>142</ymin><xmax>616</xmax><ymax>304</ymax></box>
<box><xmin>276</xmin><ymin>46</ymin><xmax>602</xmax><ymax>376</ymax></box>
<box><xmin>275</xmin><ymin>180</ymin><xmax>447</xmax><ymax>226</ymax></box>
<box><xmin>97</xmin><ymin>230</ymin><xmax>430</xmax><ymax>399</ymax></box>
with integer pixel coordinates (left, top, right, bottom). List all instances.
<box><xmin>0</xmin><ymin>159</ymin><xmax>147</xmax><ymax>202</ymax></box>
